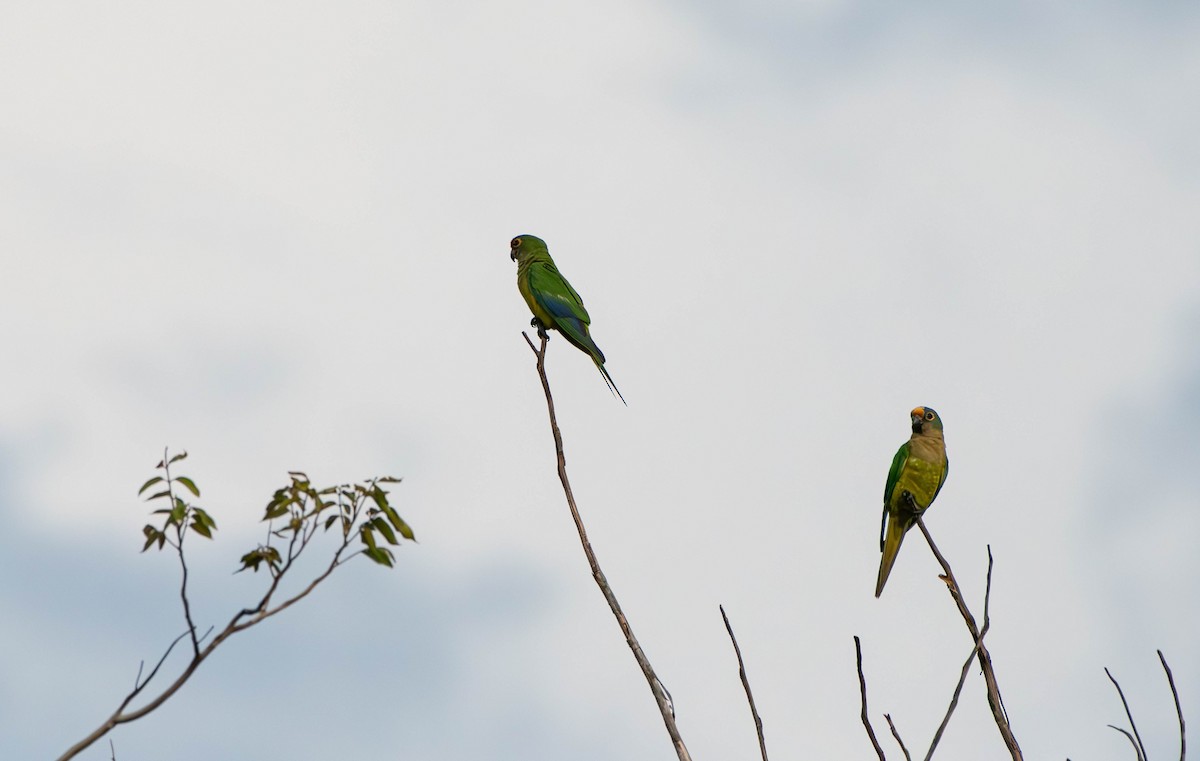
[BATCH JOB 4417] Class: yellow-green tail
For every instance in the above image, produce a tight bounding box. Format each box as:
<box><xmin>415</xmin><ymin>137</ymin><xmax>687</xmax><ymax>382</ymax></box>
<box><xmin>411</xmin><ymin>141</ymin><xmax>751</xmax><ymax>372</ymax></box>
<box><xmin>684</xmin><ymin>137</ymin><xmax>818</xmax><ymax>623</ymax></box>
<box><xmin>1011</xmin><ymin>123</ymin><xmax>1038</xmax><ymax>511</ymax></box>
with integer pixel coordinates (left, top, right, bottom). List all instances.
<box><xmin>875</xmin><ymin>514</ymin><xmax>911</xmax><ymax>597</ymax></box>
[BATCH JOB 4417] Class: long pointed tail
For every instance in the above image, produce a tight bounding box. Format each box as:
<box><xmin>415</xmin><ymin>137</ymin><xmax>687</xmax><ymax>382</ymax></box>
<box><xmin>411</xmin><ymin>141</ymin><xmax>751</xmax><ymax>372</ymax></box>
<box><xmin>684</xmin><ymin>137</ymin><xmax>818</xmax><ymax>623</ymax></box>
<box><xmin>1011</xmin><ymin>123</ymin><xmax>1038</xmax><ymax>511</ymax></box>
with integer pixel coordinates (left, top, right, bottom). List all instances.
<box><xmin>875</xmin><ymin>513</ymin><xmax>910</xmax><ymax>597</ymax></box>
<box><xmin>596</xmin><ymin>361</ymin><xmax>627</xmax><ymax>406</ymax></box>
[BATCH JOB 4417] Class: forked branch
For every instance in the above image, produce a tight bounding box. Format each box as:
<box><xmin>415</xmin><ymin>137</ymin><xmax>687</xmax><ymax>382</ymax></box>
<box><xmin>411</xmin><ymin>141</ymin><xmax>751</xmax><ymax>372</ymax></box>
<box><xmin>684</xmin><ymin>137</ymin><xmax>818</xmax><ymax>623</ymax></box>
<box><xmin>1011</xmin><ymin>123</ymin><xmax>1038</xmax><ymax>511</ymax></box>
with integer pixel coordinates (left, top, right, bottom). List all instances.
<box><xmin>1104</xmin><ymin>650</ymin><xmax>1186</xmax><ymax>761</ymax></box>
<box><xmin>914</xmin><ymin>516</ymin><xmax>1022</xmax><ymax>760</ymax></box>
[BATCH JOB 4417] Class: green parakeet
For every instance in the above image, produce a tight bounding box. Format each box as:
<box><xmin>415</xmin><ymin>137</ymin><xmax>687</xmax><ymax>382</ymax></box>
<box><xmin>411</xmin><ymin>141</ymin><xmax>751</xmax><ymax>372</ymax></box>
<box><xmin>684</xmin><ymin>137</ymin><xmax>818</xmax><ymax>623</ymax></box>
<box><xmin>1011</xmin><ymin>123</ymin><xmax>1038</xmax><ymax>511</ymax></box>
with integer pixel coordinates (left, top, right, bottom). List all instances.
<box><xmin>510</xmin><ymin>234</ymin><xmax>625</xmax><ymax>404</ymax></box>
<box><xmin>875</xmin><ymin>406</ymin><xmax>949</xmax><ymax>597</ymax></box>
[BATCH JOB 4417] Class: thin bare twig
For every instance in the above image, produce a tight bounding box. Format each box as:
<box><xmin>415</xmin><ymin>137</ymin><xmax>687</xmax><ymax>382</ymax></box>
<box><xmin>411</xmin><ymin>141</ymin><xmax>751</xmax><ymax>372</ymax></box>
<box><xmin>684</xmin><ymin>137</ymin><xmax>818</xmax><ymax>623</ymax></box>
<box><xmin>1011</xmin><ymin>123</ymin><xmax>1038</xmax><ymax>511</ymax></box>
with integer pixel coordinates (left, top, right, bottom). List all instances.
<box><xmin>914</xmin><ymin>516</ymin><xmax>1022</xmax><ymax>760</ymax></box>
<box><xmin>885</xmin><ymin>714</ymin><xmax>912</xmax><ymax>761</ymax></box>
<box><xmin>925</xmin><ymin>546</ymin><xmax>995</xmax><ymax>761</ymax></box>
<box><xmin>1107</xmin><ymin>724</ymin><xmax>1146</xmax><ymax>761</ymax></box>
<box><xmin>1158</xmin><ymin>650</ymin><xmax>1186</xmax><ymax>761</ymax></box>
<box><xmin>1106</xmin><ymin>667</ymin><xmax>1149</xmax><ymax>761</ymax></box>
<box><xmin>523</xmin><ymin>332</ymin><xmax>691</xmax><ymax>761</ymax></box>
<box><xmin>720</xmin><ymin>605</ymin><xmax>769</xmax><ymax>761</ymax></box>
<box><xmin>854</xmin><ymin>636</ymin><xmax>888</xmax><ymax>761</ymax></box>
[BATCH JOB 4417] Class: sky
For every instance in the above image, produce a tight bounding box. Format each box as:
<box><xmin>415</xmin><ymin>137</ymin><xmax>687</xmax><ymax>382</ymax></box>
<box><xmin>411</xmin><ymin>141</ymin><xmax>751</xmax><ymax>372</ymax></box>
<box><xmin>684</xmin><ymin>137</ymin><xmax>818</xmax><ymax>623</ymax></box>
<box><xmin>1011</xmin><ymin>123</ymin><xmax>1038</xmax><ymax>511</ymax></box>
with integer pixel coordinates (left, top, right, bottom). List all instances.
<box><xmin>1</xmin><ymin>0</ymin><xmax>1198</xmax><ymax>759</ymax></box>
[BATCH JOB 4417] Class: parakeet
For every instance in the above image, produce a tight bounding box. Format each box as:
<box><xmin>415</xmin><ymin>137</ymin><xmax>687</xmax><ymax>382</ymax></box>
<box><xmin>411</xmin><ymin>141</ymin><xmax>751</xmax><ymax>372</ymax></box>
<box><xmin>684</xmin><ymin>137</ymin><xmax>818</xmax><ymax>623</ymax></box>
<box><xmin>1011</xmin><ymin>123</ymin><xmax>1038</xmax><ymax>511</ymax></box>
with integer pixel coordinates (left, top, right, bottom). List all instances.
<box><xmin>875</xmin><ymin>406</ymin><xmax>949</xmax><ymax>597</ymax></box>
<box><xmin>510</xmin><ymin>234</ymin><xmax>625</xmax><ymax>404</ymax></box>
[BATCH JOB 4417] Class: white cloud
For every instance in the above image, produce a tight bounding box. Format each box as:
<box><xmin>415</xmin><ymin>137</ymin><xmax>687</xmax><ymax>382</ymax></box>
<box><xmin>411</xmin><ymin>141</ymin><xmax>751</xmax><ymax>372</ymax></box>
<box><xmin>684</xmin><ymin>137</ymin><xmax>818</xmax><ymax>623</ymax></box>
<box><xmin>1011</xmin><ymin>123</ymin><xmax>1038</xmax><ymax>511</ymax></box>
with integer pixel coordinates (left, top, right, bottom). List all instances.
<box><xmin>1</xmin><ymin>1</ymin><xmax>1197</xmax><ymax>759</ymax></box>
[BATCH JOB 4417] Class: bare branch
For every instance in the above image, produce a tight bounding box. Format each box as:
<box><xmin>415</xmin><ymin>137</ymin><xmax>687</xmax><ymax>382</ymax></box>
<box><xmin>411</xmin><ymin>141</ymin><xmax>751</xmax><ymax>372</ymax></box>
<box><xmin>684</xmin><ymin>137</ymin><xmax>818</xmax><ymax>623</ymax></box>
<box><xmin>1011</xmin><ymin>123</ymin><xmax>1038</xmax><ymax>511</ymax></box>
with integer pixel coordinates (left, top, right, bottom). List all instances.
<box><xmin>1158</xmin><ymin>650</ymin><xmax>1186</xmax><ymax>761</ymax></box>
<box><xmin>524</xmin><ymin>332</ymin><xmax>692</xmax><ymax>761</ymax></box>
<box><xmin>925</xmin><ymin>546</ymin><xmax>995</xmax><ymax>761</ymax></box>
<box><xmin>720</xmin><ymin>605</ymin><xmax>769</xmax><ymax>761</ymax></box>
<box><xmin>1107</xmin><ymin>724</ymin><xmax>1146</xmax><ymax>761</ymax></box>
<box><xmin>914</xmin><ymin>516</ymin><xmax>1022</xmax><ymax>760</ymax></box>
<box><xmin>854</xmin><ymin>636</ymin><xmax>888</xmax><ymax>761</ymax></box>
<box><xmin>1106</xmin><ymin>667</ymin><xmax>1149</xmax><ymax>761</ymax></box>
<box><xmin>885</xmin><ymin>714</ymin><xmax>912</xmax><ymax>761</ymax></box>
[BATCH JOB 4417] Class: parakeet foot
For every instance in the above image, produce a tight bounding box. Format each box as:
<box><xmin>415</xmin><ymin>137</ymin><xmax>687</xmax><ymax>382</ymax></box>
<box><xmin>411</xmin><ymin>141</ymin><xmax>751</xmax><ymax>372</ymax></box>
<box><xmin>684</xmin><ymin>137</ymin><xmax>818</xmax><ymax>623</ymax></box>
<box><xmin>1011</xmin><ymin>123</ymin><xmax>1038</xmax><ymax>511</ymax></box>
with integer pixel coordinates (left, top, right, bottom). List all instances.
<box><xmin>530</xmin><ymin>317</ymin><xmax>549</xmax><ymax>341</ymax></box>
<box><xmin>901</xmin><ymin>491</ymin><xmax>926</xmax><ymax>515</ymax></box>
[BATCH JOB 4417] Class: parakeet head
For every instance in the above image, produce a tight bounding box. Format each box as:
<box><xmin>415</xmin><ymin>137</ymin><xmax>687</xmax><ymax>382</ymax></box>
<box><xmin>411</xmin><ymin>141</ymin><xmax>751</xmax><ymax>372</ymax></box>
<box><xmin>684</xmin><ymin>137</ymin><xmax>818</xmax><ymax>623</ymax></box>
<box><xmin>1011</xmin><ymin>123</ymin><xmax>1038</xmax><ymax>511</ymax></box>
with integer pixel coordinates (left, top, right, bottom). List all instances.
<box><xmin>510</xmin><ymin>234</ymin><xmax>548</xmax><ymax>262</ymax></box>
<box><xmin>910</xmin><ymin>406</ymin><xmax>943</xmax><ymax>434</ymax></box>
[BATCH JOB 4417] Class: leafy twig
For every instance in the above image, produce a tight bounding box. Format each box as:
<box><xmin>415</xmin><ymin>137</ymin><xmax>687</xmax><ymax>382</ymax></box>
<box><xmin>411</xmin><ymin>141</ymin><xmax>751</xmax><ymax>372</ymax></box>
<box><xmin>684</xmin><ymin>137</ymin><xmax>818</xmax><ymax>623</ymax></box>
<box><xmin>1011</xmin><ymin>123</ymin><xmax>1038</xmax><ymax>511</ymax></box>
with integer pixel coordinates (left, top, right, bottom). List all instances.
<box><xmin>523</xmin><ymin>332</ymin><xmax>691</xmax><ymax>761</ymax></box>
<box><xmin>58</xmin><ymin>456</ymin><xmax>412</xmax><ymax>760</ymax></box>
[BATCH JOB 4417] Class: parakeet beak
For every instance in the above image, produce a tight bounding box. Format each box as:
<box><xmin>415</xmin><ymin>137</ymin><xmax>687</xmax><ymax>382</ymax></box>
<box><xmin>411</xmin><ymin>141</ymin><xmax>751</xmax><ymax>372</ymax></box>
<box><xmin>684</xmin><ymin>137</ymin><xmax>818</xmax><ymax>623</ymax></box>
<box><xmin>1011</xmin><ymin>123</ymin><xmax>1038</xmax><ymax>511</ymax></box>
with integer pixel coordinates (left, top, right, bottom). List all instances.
<box><xmin>911</xmin><ymin>407</ymin><xmax>925</xmax><ymax>433</ymax></box>
<box><xmin>510</xmin><ymin>248</ymin><xmax>518</xmax><ymax>262</ymax></box>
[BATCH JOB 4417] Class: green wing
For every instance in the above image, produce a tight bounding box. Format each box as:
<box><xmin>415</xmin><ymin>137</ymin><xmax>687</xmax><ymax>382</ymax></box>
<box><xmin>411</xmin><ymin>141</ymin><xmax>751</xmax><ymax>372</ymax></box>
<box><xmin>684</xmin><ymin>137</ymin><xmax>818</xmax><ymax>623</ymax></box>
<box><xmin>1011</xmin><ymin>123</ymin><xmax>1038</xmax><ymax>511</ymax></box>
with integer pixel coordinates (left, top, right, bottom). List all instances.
<box><xmin>931</xmin><ymin>456</ymin><xmax>949</xmax><ymax>502</ymax></box>
<box><xmin>528</xmin><ymin>262</ymin><xmax>590</xmax><ymax>321</ymax></box>
<box><xmin>527</xmin><ymin>262</ymin><xmax>605</xmax><ymax>363</ymax></box>
<box><xmin>881</xmin><ymin>442</ymin><xmax>910</xmax><ymax>551</ymax></box>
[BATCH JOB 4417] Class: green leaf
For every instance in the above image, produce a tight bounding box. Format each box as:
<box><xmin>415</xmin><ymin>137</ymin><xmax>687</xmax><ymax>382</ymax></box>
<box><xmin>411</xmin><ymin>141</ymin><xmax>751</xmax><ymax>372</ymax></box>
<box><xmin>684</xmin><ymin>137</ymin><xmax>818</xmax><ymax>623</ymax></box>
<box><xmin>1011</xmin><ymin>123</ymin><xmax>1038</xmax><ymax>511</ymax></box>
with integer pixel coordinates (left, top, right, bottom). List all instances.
<box><xmin>175</xmin><ymin>476</ymin><xmax>201</xmax><ymax>497</ymax></box>
<box><xmin>371</xmin><ymin>485</ymin><xmax>391</xmax><ymax>510</ymax></box>
<box><xmin>264</xmin><ymin>497</ymin><xmax>292</xmax><ymax>520</ymax></box>
<box><xmin>138</xmin><ymin>476</ymin><xmax>164</xmax><ymax>496</ymax></box>
<box><xmin>382</xmin><ymin>506</ymin><xmax>416</xmax><ymax>542</ymax></box>
<box><xmin>193</xmin><ymin>507</ymin><xmax>217</xmax><ymax>531</ymax></box>
<box><xmin>168</xmin><ymin>451</ymin><xmax>188</xmax><ymax>464</ymax></box>
<box><xmin>238</xmin><ymin>550</ymin><xmax>264</xmax><ymax>573</ymax></box>
<box><xmin>372</xmin><ymin>516</ymin><xmax>398</xmax><ymax>545</ymax></box>
<box><xmin>363</xmin><ymin>546</ymin><xmax>395</xmax><ymax>567</ymax></box>
<box><xmin>141</xmin><ymin>525</ymin><xmax>161</xmax><ymax>552</ymax></box>
<box><xmin>377</xmin><ymin>476</ymin><xmax>402</xmax><ymax>483</ymax></box>
<box><xmin>361</xmin><ymin>525</ymin><xmax>378</xmax><ymax>551</ymax></box>
<box><xmin>169</xmin><ymin>502</ymin><xmax>186</xmax><ymax>524</ymax></box>
<box><xmin>144</xmin><ymin>489</ymin><xmax>171</xmax><ymax>502</ymax></box>
<box><xmin>323</xmin><ymin>514</ymin><xmax>339</xmax><ymax>531</ymax></box>
<box><xmin>189</xmin><ymin>519</ymin><xmax>213</xmax><ymax>539</ymax></box>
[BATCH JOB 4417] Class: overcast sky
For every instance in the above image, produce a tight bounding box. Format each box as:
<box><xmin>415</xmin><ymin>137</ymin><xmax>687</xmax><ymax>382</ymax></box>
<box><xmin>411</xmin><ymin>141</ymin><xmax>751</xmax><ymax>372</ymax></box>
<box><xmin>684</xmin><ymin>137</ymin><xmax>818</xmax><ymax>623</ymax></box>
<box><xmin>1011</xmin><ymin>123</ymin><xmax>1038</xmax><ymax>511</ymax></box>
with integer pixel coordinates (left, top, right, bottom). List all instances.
<box><xmin>2</xmin><ymin>1</ymin><xmax>1198</xmax><ymax>759</ymax></box>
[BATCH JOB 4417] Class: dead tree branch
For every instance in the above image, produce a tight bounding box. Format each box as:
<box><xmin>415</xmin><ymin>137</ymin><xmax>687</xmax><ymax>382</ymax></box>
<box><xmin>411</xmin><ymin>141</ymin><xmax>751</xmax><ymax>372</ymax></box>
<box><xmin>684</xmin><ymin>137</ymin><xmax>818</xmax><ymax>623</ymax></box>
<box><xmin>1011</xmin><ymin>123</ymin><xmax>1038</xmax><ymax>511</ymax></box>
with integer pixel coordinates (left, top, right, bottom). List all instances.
<box><xmin>925</xmin><ymin>546</ymin><xmax>995</xmax><ymax>761</ymax></box>
<box><xmin>1104</xmin><ymin>651</ymin><xmax>1186</xmax><ymax>761</ymax></box>
<box><xmin>914</xmin><ymin>516</ymin><xmax>1022</xmax><ymax>760</ymax></box>
<box><xmin>720</xmin><ymin>604</ymin><xmax>769</xmax><ymax>761</ymax></box>
<box><xmin>1159</xmin><ymin>650</ymin><xmax>1186</xmax><ymax>761</ymax></box>
<box><xmin>1106</xmin><ymin>667</ymin><xmax>1149</xmax><ymax>761</ymax></box>
<box><xmin>854</xmin><ymin>635</ymin><xmax>888</xmax><ymax>761</ymax></box>
<box><xmin>523</xmin><ymin>332</ymin><xmax>691</xmax><ymax>761</ymax></box>
<box><xmin>885</xmin><ymin>713</ymin><xmax>912</xmax><ymax>761</ymax></box>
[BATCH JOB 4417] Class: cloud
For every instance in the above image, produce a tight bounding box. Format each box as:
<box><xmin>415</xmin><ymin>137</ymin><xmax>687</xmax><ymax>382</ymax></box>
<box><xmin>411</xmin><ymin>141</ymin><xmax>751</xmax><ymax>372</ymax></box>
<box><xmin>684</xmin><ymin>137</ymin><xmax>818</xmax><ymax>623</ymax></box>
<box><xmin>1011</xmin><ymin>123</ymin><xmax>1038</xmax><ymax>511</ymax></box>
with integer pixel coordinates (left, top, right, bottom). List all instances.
<box><xmin>1</xmin><ymin>1</ymin><xmax>1198</xmax><ymax>759</ymax></box>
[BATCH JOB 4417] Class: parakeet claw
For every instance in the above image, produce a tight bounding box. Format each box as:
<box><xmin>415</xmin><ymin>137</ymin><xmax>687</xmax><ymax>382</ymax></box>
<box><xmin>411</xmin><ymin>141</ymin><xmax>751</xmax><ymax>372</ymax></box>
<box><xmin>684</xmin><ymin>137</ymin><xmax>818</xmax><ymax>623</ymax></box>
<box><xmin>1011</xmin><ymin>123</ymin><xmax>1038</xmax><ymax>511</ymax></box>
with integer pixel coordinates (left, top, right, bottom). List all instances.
<box><xmin>901</xmin><ymin>490</ymin><xmax>926</xmax><ymax>515</ymax></box>
<box><xmin>529</xmin><ymin>317</ymin><xmax>549</xmax><ymax>340</ymax></box>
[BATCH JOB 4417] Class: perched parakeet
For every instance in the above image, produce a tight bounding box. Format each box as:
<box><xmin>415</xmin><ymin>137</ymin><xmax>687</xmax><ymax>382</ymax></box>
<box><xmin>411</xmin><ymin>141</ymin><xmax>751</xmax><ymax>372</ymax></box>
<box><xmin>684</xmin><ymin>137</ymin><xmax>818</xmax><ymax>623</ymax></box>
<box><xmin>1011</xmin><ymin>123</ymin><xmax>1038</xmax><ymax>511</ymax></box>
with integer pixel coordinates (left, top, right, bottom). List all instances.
<box><xmin>510</xmin><ymin>234</ymin><xmax>625</xmax><ymax>404</ymax></box>
<box><xmin>875</xmin><ymin>406</ymin><xmax>949</xmax><ymax>597</ymax></box>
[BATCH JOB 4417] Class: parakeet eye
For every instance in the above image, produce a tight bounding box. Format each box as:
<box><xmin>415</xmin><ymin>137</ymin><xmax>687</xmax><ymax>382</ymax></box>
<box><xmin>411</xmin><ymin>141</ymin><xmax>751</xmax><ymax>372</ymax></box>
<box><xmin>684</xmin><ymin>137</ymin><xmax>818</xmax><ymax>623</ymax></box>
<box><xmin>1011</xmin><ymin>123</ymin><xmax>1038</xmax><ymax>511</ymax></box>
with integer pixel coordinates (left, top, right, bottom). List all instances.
<box><xmin>511</xmin><ymin>237</ymin><xmax>522</xmax><ymax>248</ymax></box>
<box><xmin>924</xmin><ymin>411</ymin><xmax>935</xmax><ymax>421</ymax></box>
